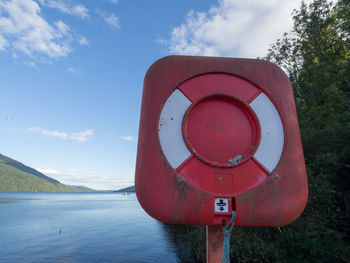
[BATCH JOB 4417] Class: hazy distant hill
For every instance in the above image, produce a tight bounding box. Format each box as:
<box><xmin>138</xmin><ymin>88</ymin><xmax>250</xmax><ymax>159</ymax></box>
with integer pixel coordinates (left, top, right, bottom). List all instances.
<box><xmin>68</xmin><ymin>185</ymin><xmax>95</xmax><ymax>192</ymax></box>
<box><xmin>116</xmin><ymin>185</ymin><xmax>135</xmax><ymax>192</ymax></box>
<box><xmin>0</xmin><ymin>153</ymin><xmax>90</xmax><ymax>192</ymax></box>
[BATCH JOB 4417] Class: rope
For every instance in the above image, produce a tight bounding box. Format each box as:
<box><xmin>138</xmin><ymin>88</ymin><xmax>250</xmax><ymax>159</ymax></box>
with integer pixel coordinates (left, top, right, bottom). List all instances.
<box><xmin>222</xmin><ymin>211</ymin><xmax>236</xmax><ymax>263</ymax></box>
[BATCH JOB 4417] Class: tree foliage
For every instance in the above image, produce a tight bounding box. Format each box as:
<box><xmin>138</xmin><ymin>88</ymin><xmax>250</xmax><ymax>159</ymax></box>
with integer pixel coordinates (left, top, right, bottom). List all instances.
<box><xmin>186</xmin><ymin>0</ymin><xmax>350</xmax><ymax>261</ymax></box>
<box><xmin>267</xmin><ymin>0</ymin><xmax>350</xmax><ymax>245</ymax></box>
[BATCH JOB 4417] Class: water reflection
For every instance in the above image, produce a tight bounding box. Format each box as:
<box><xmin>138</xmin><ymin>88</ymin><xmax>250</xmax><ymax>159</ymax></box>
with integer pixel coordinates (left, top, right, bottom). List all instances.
<box><xmin>160</xmin><ymin>223</ymin><xmax>199</xmax><ymax>263</ymax></box>
<box><xmin>0</xmin><ymin>192</ymin><xmax>193</xmax><ymax>263</ymax></box>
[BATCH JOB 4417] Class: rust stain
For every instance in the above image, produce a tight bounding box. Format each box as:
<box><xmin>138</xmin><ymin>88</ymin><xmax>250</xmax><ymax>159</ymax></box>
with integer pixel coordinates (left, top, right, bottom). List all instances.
<box><xmin>176</xmin><ymin>174</ymin><xmax>186</xmax><ymax>183</ymax></box>
<box><xmin>171</xmin><ymin>173</ymin><xmax>211</xmax><ymax>224</ymax></box>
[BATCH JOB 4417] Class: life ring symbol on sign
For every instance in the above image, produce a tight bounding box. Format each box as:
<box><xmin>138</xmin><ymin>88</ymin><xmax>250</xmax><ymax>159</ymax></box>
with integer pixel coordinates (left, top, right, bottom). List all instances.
<box><xmin>158</xmin><ymin>74</ymin><xmax>284</xmax><ymax>195</ymax></box>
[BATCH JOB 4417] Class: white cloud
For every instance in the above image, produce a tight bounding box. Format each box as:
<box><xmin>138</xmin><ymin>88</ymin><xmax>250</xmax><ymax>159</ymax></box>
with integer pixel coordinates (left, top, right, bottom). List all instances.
<box><xmin>71</xmin><ymin>4</ymin><xmax>88</xmax><ymax>18</ymax></box>
<box><xmin>69</xmin><ymin>129</ymin><xmax>93</xmax><ymax>142</ymax></box>
<box><xmin>36</xmin><ymin>167</ymin><xmax>133</xmax><ymax>190</ymax></box>
<box><xmin>119</xmin><ymin>135</ymin><xmax>136</xmax><ymax>141</ymax></box>
<box><xmin>44</xmin><ymin>0</ymin><xmax>89</xmax><ymax>19</ymax></box>
<box><xmin>55</xmin><ymin>20</ymin><xmax>70</xmax><ymax>35</ymax></box>
<box><xmin>23</xmin><ymin>61</ymin><xmax>37</xmax><ymax>67</ymax></box>
<box><xmin>0</xmin><ymin>0</ymin><xmax>74</xmax><ymax>57</ymax></box>
<box><xmin>166</xmin><ymin>0</ymin><xmax>311</xmax><ymax>58</ymax></box>
<box><xmin>78</xmin><ymin>35</ymin><xmax>88</xmax><ymax>45</ymax></box>
<box><xmin>27</xmin><ymin>127</ymin><xmax>93</xmax><ymax>142</ymax></box>
<box><xmin>67</xmin><ymin>66</ymin><xmax>80</xmax><ymax>74</ymax></box>
<box><xmin>107</xmin><ymin>0</ymin><xmax>118</xmax><ymax>4</ymax></box>
<box><xmin>103</xmin><ymin>13</ymin><xmax>120</xmax><ymax>30</ymax></box>
<box><xmin>36</xmin><ymin>167</ymin><xmax>61</xmax><ymax>175</ymax></box>
<box><xmin>0</xmin><ymin>34</ymin><xmax>8</xmax><ymax>50</ymax></box>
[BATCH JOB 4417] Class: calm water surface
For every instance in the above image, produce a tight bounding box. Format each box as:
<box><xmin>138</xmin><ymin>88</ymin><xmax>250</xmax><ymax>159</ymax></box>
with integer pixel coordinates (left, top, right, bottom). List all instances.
<box><xmin>0</xmin><ymin>192</ymin><xmax>194</xmax><ymax>263</ymax></box>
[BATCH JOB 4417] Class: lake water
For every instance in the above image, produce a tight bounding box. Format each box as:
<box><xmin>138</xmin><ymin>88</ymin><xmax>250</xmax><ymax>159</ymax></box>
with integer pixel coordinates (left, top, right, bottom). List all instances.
<box><xmin>0</xmin><ymin>192</ymin><xmax>195</xmax><ymax>263</ymax></box>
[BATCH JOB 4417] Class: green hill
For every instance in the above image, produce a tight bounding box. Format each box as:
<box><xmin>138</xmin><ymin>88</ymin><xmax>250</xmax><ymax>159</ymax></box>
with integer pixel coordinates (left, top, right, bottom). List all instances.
<box><xmin>0</xmin><ymin>153</ymin><xmax>73</xmax><ymax>192</ymax></box>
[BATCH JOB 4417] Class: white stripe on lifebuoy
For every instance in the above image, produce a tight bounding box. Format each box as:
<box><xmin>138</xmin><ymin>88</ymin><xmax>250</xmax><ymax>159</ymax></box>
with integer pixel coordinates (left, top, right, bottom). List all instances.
<box><xmin>249</xmin><ymin>93</ymin><xmax>284</xmax><ymax>172</ymax></box>
<box><xmin>159</xmin><ymin>89</ymin><xmax>284</xmax><ymax>172</ymax></box>
<box><xmin>159</xmin><ymin>89</ymin><xmax>192</xmax><ymax>169</ymax></box>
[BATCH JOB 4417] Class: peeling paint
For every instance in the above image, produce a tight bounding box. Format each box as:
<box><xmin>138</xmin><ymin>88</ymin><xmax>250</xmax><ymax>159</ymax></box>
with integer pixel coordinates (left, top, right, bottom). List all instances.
<box><xmin>176</xmin><ymin>174</ymin><xmax>186</xmax><ymax>183</ymax></box>
<box><xmin>228</xmin><ymin>155</ymin><xmax>244</xmax><ymax>166</ymax></box>
<box><xmin>273</xmin><ymin>174</ymin><xmax>280</xmax><ymax>181</ymax></box>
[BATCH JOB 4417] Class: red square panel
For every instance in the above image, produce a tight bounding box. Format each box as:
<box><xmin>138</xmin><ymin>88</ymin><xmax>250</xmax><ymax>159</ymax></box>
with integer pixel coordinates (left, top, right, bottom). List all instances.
<box><xmin>135</xmin><ymin>56</ymin><xmax>308</xmax><ymax>226</ymax></box>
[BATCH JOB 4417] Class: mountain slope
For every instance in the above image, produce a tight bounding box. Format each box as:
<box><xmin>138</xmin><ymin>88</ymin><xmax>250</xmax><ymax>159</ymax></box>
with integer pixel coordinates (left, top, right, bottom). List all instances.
<box><xmin>0</xmin><ymin>153</ymin><xmax>59</xmax><ymax>184</ymax></box>
<box><xmin>0</xmin><ymin>154</ymin><xmax>73</xmax><ymax>192</ymax></box>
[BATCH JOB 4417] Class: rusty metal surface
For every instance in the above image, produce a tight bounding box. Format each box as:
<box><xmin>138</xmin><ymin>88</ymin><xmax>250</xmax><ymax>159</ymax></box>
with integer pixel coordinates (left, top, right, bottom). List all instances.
<box><xmin>135</xmin><ymin>55</ymin><xmax>308</xmax><ymax>226</ymax></box>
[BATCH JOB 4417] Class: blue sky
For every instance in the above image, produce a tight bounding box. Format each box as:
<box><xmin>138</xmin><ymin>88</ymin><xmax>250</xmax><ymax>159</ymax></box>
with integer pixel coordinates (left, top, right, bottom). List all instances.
<box><xmin>0</xmin><ymin>0</ymin><xmax>308</xmax><ymax>190</ymax></box>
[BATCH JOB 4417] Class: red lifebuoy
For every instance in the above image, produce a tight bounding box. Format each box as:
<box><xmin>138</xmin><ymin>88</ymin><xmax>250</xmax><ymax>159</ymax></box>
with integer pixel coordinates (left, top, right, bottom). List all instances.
<box><xmin>159</xmin><ymin>73</ymin><xmax>284</xmax><ymax>196</ymax></box>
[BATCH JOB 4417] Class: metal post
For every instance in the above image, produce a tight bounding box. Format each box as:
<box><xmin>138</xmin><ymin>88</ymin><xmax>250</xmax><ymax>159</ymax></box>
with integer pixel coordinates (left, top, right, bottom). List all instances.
<box><xmin>206</xmin><ymin>225</ymin><xmax>225</xmax><ymax>263</ymax></box>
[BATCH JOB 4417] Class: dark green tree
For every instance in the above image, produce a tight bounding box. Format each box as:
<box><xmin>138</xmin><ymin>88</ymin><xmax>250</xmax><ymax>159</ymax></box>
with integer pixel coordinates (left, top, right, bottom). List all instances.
<box><xmin>266</xmin><ymin>0</ymin><xmax>350</xmax><ymax>245</ymax></box>
<box><xmin>186</xmin><ymin>1</ymin><xmax>350</xmax><ymax>262</ymax></box>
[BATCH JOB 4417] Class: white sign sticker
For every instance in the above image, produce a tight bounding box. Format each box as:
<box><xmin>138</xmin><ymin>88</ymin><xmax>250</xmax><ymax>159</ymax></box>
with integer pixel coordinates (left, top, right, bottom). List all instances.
<box><xmin>215</xmin><ymin>198</ymin><xmax>229</xmax><ymax>213</ymax></box>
